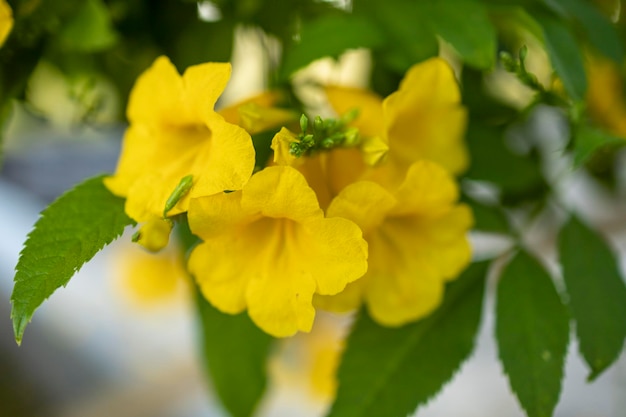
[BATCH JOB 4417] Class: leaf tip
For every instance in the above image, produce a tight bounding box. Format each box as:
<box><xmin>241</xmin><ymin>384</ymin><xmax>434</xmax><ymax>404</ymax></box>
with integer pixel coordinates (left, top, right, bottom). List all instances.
<box><xmin>11</xmin><ymin>308</ymin><xmax>28</xmax><ymax>346</ymax></box>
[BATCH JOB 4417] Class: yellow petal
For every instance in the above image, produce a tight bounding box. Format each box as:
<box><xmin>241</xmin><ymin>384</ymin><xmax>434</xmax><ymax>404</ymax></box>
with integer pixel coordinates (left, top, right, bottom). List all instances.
<box><xmin>383</xmin><ymin>58</ymin><xmax>468</xmax><ymax>175</ymax></box>
<box><xmin>219</xmin><ymin>90</ymin><xmax>286</xmax><ymax>125</ymax></box>
<box><xmin>327</xmin><ymin>180</ymin><xmax>396</xmax><ymax>233</ymax></box>
<box><xmin>0</xmin><ymin>0</ymin><xmax>13</xmax><ymax>47</ymax></box>
<box><xmin>242</xmin><ymin>165</ymin><xmax>323</xmax><ymax>222</ymax></box>
<box><xmin>271</xmin><ymin>127</ymin><xmax>301</xmax><ymax>166</ymax></box>
<box><xmin>392</xmin><ymin>160</ymin><xmax>459</xmax><ymax>217</ymax></box>
<box><xmin>325</xmin><ymin>86</ymin><xmax>385</xmax><ymax>138</ymax></box>
<box><xmin>238</xmin><ymin>103</ymin><xmax>298</xmax><ymax>135</ymax></box>
<box><xmin>314</xmin><ymin>278</ymin><xmax>365</xmax><ymax>313</ymax></box>
<box><xmin>182</xmin><ymin>62</ymin><xmax>231</xmax><ymax>124</ymax></box>
<box><xmin>360</xmin><ymin>135</ymin><xmax>389</xmax><ymax>166</ymax></box>
<box><xmin>188</xmin><ymin>191</ymin><xmax>255</xmax><ymax>240</ymax></box>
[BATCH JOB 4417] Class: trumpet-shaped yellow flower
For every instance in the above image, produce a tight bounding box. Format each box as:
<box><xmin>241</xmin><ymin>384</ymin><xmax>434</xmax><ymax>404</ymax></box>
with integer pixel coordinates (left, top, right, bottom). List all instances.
<box><xmin>316</xmin><ymin>160</ymin><xmax>472</xmax><ymax>326</ymax></box>
<box><xmin>586</xmin><ymin>55</ymin><xmax>626</xmax><ymax>138</ymax></box>
<box><xmin>187</xmin><ymin>166</ymin><xmax>368</xmax><ymax>337</ymax></box>
<box><xmin>0</xmin><ymin>0</ymin><xmax>13</xmax><ymax>47</ymax></box>
<box><xmin>326</xmin><ymin>57</ymin><xmax>468</xmax><ymax>185</ymax></box>
<box><xmin>105</xmin><ymin>56</ymin><xmax>255</xmax><ymax>225</ymax></box>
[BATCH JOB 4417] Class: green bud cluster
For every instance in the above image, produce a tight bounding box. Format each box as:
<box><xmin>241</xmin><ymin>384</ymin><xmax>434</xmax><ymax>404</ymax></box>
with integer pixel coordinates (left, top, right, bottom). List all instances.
<box><xmin>500</xmin><ymin>45</ymin><xmax>544</xmax><ymax>92</ymax></box>
<box><xmin>289</xmin><ymin>109</ymin><xmax>360</xmax><ymax>157</ymax></box>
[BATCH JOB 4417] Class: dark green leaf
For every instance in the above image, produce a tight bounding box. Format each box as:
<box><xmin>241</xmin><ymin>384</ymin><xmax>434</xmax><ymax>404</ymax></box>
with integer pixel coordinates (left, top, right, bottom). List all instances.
<box><xmin>426</xmin><ymin>0</ymin><xmax>497</xmax><ymax>69</ymax></box>
<box><xmin>541</xmin><ymin>0</ymin><xmax>623</xmax><ymax>63</ymax></box>
<box><xmin>11</xmin><ymin>175</ymin><xmax>134</xmax><ymax>344</ymax></box>
<box><xmin>357</xmin><ymin>0</ymin><xmax>438</xmax><ymax>72</ymax></box>
<box><xmin>56</xmin><ymin>0</ymin><xmax>118</xmax><ymax>52</ymax></box>
<box><xmin>572</xmin><ymin>124</ymin><xmax>625</xmax><ymax>168</ymax></box>
<box><xmin>535</xmin><ymin>15</ymin><xmax>587</xmax><ymax>100</ymax></box>
<box><xmin>464</xmin><ymin>198</ymin><xmax>511</xmax><ymax>234</ymax></box>
<box><xmin>558</xmin><ymin>216</ymin><xmax>626</xmax><ymax>380</ymax></box>
<box><xmin>281</xmin><ymin>14</ymin><xmax>384</xmax><ymax>77</ymax></box>
<box><xmin>196</xmin><ymin>291</ymin><xmax>273</xmax><ymax>417</ymax></box>
<box><xmin>496</xmin><ymin>250</ymin><xmax>570</xmax><ymax>417</ymax></box>
<box><xmin>327</xmin><ymin>261</ymin><xmax>488</xmax><ymax>417</ymax></box>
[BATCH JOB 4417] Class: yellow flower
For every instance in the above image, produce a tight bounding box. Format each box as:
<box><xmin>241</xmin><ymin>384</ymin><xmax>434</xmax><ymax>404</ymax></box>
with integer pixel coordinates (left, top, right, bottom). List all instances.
<box><xmin>326</xmin><ymin>57</ymin><xmax>468</xmax><ymax>184</ymax></box>
<box><xmin>315</xmin><ymin>160</ymin><xmax>472</xmax><ymax>326</ymax></box>
<box><xmin>586</xmin><ymin>55</ymin><xmax>626</xmax><ymax>138</ymax></box>
<box><xmin>219</xmin><ymin>91</ymin><xmax>298</xmax><ymax>135</ymax></box>
<box><xmin>0</xmin><ymin>0</ymin><xmax>13</xmax><ymax>47</ymax></box>
<box><xmin>187</xmin><ymin>166</ymin><xmax>368</xmax><ymax>337</ymax></box>
<box><xmin>104</xmin><ymin>56</ymin><xmax>255</xmax><ymax>225</ymax></box>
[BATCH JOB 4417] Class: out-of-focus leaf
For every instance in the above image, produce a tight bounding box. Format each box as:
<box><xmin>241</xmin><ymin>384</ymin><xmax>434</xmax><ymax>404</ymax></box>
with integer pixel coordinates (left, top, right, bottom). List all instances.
<box><xmin>11</xmin><ymin>175</ymin><xmax>134</xmax><ymax>344</ymax></box>
<box><xmin>196</xmin><ymin>291</ymin><xmax>273</xmax><ymax>417</ymax></box>
<box><xmin>464</xmin><ymin>198</ymin><xmax>510</xmax><ymax>234</ymax></box>
<box><xmin>558</xmin><ymin>216</ymin><xmax>626</xmax><ymax>380</ymax></box>
<box><xmin>327</xmin><ymin>261</ymin><xmax>488</xmax><ymax>417</ymax></box>
<box><xmin>174</xmin><ymin>18</ymin><xmax>236</xmax><ymax>68</ymax></box>
<box><xmin>356</xmin><ymin>0</ymin><xmax>438</xmax><ymax>72</ymax></box>
<box><xmin>541</xmin><ymin>0</ymin><xmax>623</xmax><ymax>63</ymax></box>
<box><xmin>425</xmin><ymin>0</ymin><xmax>497</xmax><ymax>69</ymax></box>
<box><xmin>57</xmin><ymin>0</ymin><xmax>118</xmax><ymax>52</ymax></box>
<box><xmin>496</xmin><ymin>250</ymin><xmax>570</xmax><ymax>417</ymax></box>
<box><xmin>572</xmin><ymin>124</ymin><xmax>625</xmax><ymax>168</ymax></box>
<box><xmin>281</xmin><ymin>14</ymin><xmax>384</xmax><ymax>77</ymax></box>
<box><xmin>535</xmin><ymin>15</ymin><xmax>587</xmax><ymax>100</ymax></box>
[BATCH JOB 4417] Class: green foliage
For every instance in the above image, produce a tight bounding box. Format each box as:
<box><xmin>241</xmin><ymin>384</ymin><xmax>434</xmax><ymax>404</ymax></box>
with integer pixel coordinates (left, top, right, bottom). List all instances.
<box><xmin>56</xmin><ymin>0</ymin><xmax>118</xmax><ymax>52</ymax></box>
<box><xmin>535</xmin><ymin>14</ymin><xmax>587</xmax><ymax>100</ymax></box>
<box><xmin>572</xmin><ymin>124</ymin><xmax>625</xmax><ymax>168</ymax></box>
<box><xmin>496</xmin><ymin>250</ymin><xmax>570</xmax><ymax>417</ymax></box>
<box><xmin>328</xmin><ymin>261</ymin><xmax>488</xmax><ymax>417</ymax></box>
<box><xmin>281</xmin><ymin>14</ymin><xmax>383</xmax><ymax>77</ymax></box>
<box><xmin>558</xmin><ymin>216</ymin><xmax>626</xmax><ymax>380</ymax></box>
<box><xmin>464</xmin><ymin>198</ymin><xmax>511</xmax><ymax>235</ymax></box>
<box><xmin>11</xmin><ymin>175</ymin><xmax>135</xmax><ymax>344</ymax></box>
<box><xmin>196</xmin><ymin>291</ymin><xmax>274</xmax><ymax>417</ymax></box>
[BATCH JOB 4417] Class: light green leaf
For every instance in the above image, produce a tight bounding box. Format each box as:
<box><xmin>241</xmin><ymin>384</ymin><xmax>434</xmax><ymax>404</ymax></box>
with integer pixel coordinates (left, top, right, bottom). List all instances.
<box><xmin>281</xmin><ymin>14</ymin><xmax>384</xmax><ymax>77</ymax></box>
<box><xmin>57</xmin><ymin>0</ymin><xmax>118</xmax><ymax>52</ymax></box>
<box><xmin>572</xmin><ymin>124</ymin><xmax>625</xmax><ymax>168</ymax></box>
<box><xmin>496</xmin><ymin>250</ymin><xmax>570</xmax><ymax>417</ymax></box>
<box><xmin>196</xmin><ymin>292</ymin><xmax>274</xmax><ymax>417</ymax></box>
<box><xmin>535</xmin><ymin>15</ymin><xmax>587</xmax><ymax>100</ymax></box>
<box><xmin>426</xmin><ymin>0</ymin><xmax>497</xmax><ymax>69</ymax></box>
<box><xmin>327</xmin><ymin>261</ymin><xmax>488</xmax><ymax>417</ymax></box>
<box><xmin>558</xmin><ymin>216</ymin><xmax>626</xmax><ymax>380</ymax></box>
<box><xmin>11</xmin><ymin>175</ymin><xmax>134</xmax><ymax>344</ymax></box>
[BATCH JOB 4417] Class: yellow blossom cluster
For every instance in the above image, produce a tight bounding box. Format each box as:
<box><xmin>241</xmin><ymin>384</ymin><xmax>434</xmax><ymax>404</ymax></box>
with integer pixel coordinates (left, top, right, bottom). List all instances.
<box><xmin>105</xmin><ymin>55</ymin><xmax>473</xmax><ymax>337</ymax></box>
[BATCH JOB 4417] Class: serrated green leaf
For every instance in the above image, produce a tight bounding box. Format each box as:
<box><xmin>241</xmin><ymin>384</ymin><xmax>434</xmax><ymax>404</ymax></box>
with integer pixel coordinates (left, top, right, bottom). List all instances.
<box><xmin>11</xmin><ymin>175</ymin><xmax>134</xmax><ymax>344</ymax></box>
<box><xmin>572</xmin><ymin>124</ymin><xmax>625</xmax><ymax>168</ymax></box>
<box><xmin>541</xmin><ymin>0</ymin><xmax>623</xmax><ymax>63</ymax></box>
<box><xmin>496</xmin><ymin>250</ymin><xmax>570</xmax><ymax>417</ymax></box>
<box><xmin>57</xmin><ymin>0</ymin><xmax>118</xmax><ymax>52</ymax></box>
<box><xmin>425</xmin><ymin>0</ymin><xmax>497</xmax><ymax>69</ymax></box>
<box><xmin>196</xmin><ymin>291</ymin><xmax>273</xmax><ymax>417</ymax></box>
<box><xmin>535</xmin><ymin>15</ymin><xmax>587</xmax><ymax>100</ymax></box>
<box><xmin>281</xmin><ymin>14</ymin><xmax>384</xmax><ymax>77</ymax></box>
<box><xmin>558</xmin><ymin>216</ymin><xmax>626</xmax><ymax>380</ymax></box>
<box><xmin>327</xmin><ymin>261</ymin><xmax>488</xmax><ymax>417</ymax></box>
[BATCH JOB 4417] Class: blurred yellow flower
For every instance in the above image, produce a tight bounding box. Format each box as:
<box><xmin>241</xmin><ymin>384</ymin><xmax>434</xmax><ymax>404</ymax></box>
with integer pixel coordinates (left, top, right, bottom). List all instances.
<box><xmin>219</xmin><ymin>91</ymin><xmax>298</xmax><ymax>135</ymax></box>
<box><xmin>326</xmin><ymin>57</ymin><xmax>468</xmax><ymax>184</ymax></box>
<box><xmin>586</xmin><ymin>55</ymin><xmax>626</xmax><ymax>138</ymax></box>
<box><xmin>105</xmin><ymin>56</ymin><xmax>255</xmax><ymax>225</ymax></box>
<box><xmin>187</xmin><ymin>166</ymin><xmax>368</xmax><ymax>337</ymax></box>
<box><xmin>316</xmin><ymin>161</ymin><xmax>472</xmax><ymax>326</ymax></box>
<box><xmin>0</xmin><ymin>0</ymin><xmax>12</xmax><ymax>47</ymax></box>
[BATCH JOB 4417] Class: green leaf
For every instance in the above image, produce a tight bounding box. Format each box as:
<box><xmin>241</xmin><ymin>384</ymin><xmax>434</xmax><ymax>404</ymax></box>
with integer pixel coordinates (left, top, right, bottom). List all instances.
<box><xmin>496</xmin><ymin>250</ymin><xmax>570</xmax><ymax>417</ymax></box>
<box><xmin>281</xmin><ymin>14</ymin><xmax>384</xmax><ymax>77</ymax></box>
<box><xmin>572</xmin><ymin>124</ymin><xmax>625</xmax><ymax>168</ymax></box>
<box><xmin>558</xmin><ymin>216</ymin><xmax>626</xmax><ymax>380</ymax></box>
<box><xmin>11</xmin><ymin>175</ymin><xmax>134</xmax><ymax>344</ymax></box>
<box><xmin>426</xmin><ymin>0</ymin><xmax>497</xmax><ymax>69</ymax></box>
<box><xmin>535</xmin><ymin>15</ymin><xmax>587</xmax><ymax>100</ymax></box>
<box><xmin>57</xmin><ymin>0</ymin><xmax>118</xmax><ymax>52</ymax></box>
<box><xmin>464</xmin><ymin>198</ymin><xmax>511</xmax><ymax>235</ymax></box>
<box><xmin>357</xmin><ymin>0</ymin><xmax>438</xmax><ymax>72</ymax></box>
<box><xmin>541</xmin><ymin>0</ymin><xmax>623</xmax><ymax>63</ymax></box>
<box><xmin>196</xmin><ymin>291</ymin><xmax>273</xmax><ymax>417</ymax></box>
<box><xmin>327</xmin><ymin>261</ymin><xmax>488</xmax><ymax>417</ymax></box>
